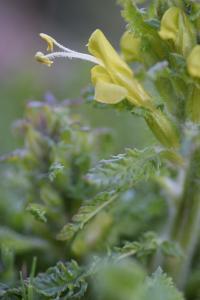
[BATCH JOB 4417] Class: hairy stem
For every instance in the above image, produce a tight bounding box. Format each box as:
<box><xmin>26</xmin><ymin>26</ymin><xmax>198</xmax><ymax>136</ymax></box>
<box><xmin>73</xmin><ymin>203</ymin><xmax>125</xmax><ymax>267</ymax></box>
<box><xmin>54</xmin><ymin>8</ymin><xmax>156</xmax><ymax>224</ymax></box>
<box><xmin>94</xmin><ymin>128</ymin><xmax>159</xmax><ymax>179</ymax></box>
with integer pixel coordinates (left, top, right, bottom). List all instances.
<box><xmin>165</xmin><ymin>145</ymin><xmax>200</xmax><ymax>288</ymax></box>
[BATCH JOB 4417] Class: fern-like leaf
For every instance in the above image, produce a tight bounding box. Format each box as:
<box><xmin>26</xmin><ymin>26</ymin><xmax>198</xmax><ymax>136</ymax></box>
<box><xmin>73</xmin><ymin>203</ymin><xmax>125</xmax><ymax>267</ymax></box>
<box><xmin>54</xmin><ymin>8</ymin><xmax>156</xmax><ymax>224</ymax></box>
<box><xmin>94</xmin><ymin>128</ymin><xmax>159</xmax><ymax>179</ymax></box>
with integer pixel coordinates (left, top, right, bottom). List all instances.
<box><xmin>144</xmin><ymin>268</ymin><xmax>184</xmax><ymax>300</ymax></box>
<box><xmin>32</xmin><ymin>260</ymin><xmax>87</xmax><ymax>299</ymax></box>
<box><xmin>87</xmin><ymin>147</ymin><xmax>162</xmax><ymax>191</ymax></box>
<box><xmin>57</xmin><ymin>191</ymin><xmax>117</xmax><ymax>241</ymax></box>
<box><xmin>115</xmin><ymin>232</ymin><xmax>182</xmax><ymax>261</ymax></box>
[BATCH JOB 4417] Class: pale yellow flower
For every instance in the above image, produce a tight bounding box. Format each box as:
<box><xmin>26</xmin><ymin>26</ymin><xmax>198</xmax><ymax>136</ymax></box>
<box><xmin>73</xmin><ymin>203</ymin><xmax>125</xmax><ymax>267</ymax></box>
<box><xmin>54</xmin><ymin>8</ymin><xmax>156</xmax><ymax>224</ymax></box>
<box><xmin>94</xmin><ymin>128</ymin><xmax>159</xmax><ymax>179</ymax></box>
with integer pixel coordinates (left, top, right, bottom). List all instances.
<box><xmin>159</xmin><ymin>7</ymin><xmax>196</xmax><ymax>57</ymax></box>
<box><xmin>35</xmin><ymin>29</ymin><xmax>179</xmax><ymax>148</ymax></box>
<box><xmin>88</xmin><ymin>29</ymin><xmax>151</xmax><ymax>107</ymax></box>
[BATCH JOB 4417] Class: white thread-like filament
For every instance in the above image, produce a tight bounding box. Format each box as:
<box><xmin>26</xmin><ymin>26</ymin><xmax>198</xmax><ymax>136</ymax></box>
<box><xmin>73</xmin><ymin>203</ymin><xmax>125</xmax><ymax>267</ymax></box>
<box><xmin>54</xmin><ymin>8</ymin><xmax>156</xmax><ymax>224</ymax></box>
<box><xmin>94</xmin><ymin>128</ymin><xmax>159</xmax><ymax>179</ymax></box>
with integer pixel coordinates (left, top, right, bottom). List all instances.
<box><xmin>45</xmin><ymin>51</ymin><xmax>101</xmax><ymax>65</ymax></box>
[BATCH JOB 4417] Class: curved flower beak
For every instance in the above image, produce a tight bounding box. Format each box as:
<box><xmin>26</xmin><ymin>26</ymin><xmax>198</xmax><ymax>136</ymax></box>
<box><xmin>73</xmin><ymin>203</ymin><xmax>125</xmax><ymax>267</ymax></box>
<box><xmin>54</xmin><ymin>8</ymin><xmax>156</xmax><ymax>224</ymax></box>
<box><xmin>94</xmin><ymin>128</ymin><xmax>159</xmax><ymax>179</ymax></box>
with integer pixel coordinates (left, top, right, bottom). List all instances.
<box><xmin>187</xmin><ymin>45</ymin><xmax>200</xmax><ymax>78</ymax></box>
<box><xmin>159</xmin><ymin>7</ymin><xmax>195</xmax><ymax>57</ymax></box>
<box><xmin>35</xmin><ymin>52</ymin><xmax>53</xmax><ymax>67</ymax></box>
<box><xmin>40</xmin><ymin>33</ymin><xmax>55</xmax><ymax>52</ymax></box>
<box><xmin>88</xmin><ymin>29</ymin><xmax>150</xmax><ymax>107</ymax></box>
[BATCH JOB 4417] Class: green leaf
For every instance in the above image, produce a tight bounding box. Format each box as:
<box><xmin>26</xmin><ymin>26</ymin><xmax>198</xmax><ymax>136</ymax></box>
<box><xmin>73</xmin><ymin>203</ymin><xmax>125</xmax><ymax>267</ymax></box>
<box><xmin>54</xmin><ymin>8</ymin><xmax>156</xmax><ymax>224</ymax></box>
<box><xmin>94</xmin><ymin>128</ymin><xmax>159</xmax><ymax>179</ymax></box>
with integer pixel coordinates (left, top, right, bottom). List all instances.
<box><xmin>115</xmin><ymin>232</ymin><xmax>160</xmax><ymax>261</ymax></box>
<box><xmin>32</xmin><ymin>260</ymin><xmax>87</xmax><ymax>299</ymax></box>
<box><xmin>0</xmin><ymin>227</ymin><xmax>48</xmax><ymax>253</ymax></box>
<box><xmin>0</xmin><ymin>284</ymin><xmax>21</xmax><ymax>300</ymax></box>
<box><xmin>48</xmin><ymin>161</ymin><xmax>64</xmax><ymax>182</ymax></box>
<box><xmin>87</xmin><ymin>148</ymin><xmax>162</xmax><ymax>191</ymax></box>
<box><xmin>144</xmin><ymin>268</ymin><xmax>184</xmax><ymax>300</ymax></box>
<box><xmin>161</xmin><ymin>240</ymin><xmax>183</xmax><ymax>258</ymax></box>
<box><xmin>115</xmin><ymin>232</ymin><xmax>183</xmax><ymax>261</ymax></box>
<box><xmin>26</xmin><ymin>203</ymin><xmax>47</xmax><ymax>223</ymax></box>
<box><xmin>57</xmin><ymin>191</ymin><xmax>117</xmax><ymax>241</ymax></box>
<box><xmin>121</xmin><ymin>1</ymin><xmax>156</xmax><ymax>37</ymax></box>
<box><xmin>93</xmin><ymin>259</ymin><xmax>146</xmax><ymax>300</ymax></box>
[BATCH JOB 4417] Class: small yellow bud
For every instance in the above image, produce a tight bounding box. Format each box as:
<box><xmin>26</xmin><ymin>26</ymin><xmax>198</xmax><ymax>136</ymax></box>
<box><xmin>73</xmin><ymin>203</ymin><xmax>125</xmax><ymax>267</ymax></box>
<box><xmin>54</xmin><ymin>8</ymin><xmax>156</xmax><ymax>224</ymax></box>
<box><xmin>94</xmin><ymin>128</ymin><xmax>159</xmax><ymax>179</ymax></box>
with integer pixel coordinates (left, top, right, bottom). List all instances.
<box><xmin>187</xmin><ymin>45</ymin><xmax>200</xmax><ymax>78</ymax></box>
<box><xmin>35</xmin><ymin>52</ymin><xmax>53</xmax><ymax>67</ymax></box>
<box><xmin>120</xmin><ymin>31</ymin><xmax>141</xmax><ymax>62</ymax></box>
<box><xmin>159</xmin><ymin>7</ymin><xmax>196</xmax><ymax>57</ymax></box>
<box><xmin>39</xmin><ymin>33</ymin><xmax>55</xmax><ymax>52</ymax></box>
<box><xmin>159</xmin><ymin>7</ymin><xmax>179</xmax><ymax>42</ymax></box>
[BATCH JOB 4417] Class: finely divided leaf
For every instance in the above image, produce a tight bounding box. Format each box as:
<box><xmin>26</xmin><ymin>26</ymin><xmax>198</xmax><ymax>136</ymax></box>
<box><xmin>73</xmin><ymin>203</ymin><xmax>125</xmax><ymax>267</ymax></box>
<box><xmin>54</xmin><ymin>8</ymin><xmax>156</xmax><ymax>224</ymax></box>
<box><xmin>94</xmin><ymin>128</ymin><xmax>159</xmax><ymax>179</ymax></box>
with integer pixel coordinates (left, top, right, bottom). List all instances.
<box><xmin>32</xmin><ymin>260</ymin><xmax>87</xmax><ymax>299</ymax></box>
<box><xmin>144</xmin><ymin>268</ymin><xmax>184</xmax><ymax>300</ymax></box>
<box><xmin>115</xmin><ymin>232</ymin><xmax>183</xmax><ymax>261</ymax></box>
<box><xmin>121</xmin><ymin>1</ymin><xmax>156</xmax><ymax>37</ymax></box>
<box><xmin>57</xmin><ymin>191</ymin><xmax>117</xmax><ymax>241</ymax></box>
<box><xmin>26</xmin><ymin>203</ymin><xmax>47</xmax><ymax>223</ymax></box>
<box><xmin>87</xmin><ymin>147</ymin><xmax>162</xmax><ymax>191</ymax></box>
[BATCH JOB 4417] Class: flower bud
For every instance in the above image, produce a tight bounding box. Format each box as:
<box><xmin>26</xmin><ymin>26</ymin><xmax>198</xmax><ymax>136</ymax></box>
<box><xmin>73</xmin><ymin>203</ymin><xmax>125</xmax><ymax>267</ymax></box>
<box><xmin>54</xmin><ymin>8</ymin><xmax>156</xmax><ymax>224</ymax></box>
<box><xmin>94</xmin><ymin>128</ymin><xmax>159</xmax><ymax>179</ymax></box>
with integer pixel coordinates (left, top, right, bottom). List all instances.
<box><xmin>120</xmin><ymin>31</ymin><xmax>141</xmax><ymax>62</ymax></box>
<box><xmin>159</xmin><ymin>7</ymin><xmax>196</xmax><ymax>57</ymax></box>
<box><xmin>187</xmin><ymin>45</ymin><xmax>200</xmax><ymax>78</ymax></box>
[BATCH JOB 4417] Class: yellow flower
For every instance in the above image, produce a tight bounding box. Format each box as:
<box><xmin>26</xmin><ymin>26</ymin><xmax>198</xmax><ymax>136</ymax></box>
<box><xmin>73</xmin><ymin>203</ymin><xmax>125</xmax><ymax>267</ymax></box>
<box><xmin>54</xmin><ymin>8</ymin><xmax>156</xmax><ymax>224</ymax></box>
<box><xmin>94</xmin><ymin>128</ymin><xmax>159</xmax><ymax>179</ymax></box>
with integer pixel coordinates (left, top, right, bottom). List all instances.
<box><xmin>187</xmin><ymin>45</ymin><xmax>200</xmax><ymax>78</ymax></box>
<box><xmin>88</xmin><ymin>29</ymin><xmax>151</xmax><ymax>107</ymax></box>
<box><xmin>88</xmin><ymin>30</ymin><xmax>179</xmax><ymax>148</ymax></box>
<box><xmin>120</xmin><ymin>31</ymin><xmax>141</xmax><ymax>62</ymax></box>
<box><xmin>159</xmin><ymin>7</ymin><xmax>196</xmax><ymax>57</ymax></box>
<box><xmin>35</xmin><ymin>52</ymin><xmax>53</xmax><ymax>67</ymax></box>
<box><xmin>35</xmin><ymin>29</ymin><xmax>179</xmax><ymax>148</ymax></box>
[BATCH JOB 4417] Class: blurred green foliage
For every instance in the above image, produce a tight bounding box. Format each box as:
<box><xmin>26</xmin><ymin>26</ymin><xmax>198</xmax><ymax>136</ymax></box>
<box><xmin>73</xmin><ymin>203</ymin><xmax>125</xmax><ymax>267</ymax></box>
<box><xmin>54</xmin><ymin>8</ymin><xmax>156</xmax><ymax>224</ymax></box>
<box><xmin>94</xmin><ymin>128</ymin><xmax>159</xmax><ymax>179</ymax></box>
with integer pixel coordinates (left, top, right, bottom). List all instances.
<box><xmin>1</xmin><ymin>0</ymin><xmax>200</xmax><ymax>300</ymax></box>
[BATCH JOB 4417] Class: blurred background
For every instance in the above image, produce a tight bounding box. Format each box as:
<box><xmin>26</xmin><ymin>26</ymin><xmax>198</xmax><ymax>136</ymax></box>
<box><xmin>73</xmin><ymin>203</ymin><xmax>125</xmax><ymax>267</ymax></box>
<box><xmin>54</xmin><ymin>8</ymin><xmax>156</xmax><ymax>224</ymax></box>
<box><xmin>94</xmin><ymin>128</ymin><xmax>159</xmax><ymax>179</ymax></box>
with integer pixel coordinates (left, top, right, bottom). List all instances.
<box><xmin>0</xmin><ymin>0</ymin><xmax>154</xmax><ymax>155</ymax></box>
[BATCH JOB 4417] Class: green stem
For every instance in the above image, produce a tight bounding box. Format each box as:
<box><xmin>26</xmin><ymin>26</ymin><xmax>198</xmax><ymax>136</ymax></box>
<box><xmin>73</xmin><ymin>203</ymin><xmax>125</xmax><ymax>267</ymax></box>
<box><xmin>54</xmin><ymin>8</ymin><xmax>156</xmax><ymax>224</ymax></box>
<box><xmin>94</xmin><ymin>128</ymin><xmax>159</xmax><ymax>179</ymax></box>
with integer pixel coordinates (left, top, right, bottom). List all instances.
<box><xmin>165</xmin><ymin>145</ymin><xmax>200</xmax><ymax>288</ymax></box>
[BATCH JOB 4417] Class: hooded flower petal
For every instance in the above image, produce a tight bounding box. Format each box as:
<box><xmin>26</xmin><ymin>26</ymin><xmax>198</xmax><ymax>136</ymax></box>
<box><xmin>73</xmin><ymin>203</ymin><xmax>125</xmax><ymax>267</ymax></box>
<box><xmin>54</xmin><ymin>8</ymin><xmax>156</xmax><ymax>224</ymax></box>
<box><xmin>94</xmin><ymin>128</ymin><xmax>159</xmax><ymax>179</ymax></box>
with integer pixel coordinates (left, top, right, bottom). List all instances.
<box><xmin>88</xmin><ymin>29</ymin><xmax>133</xmax><ymax>78</ymax></box>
